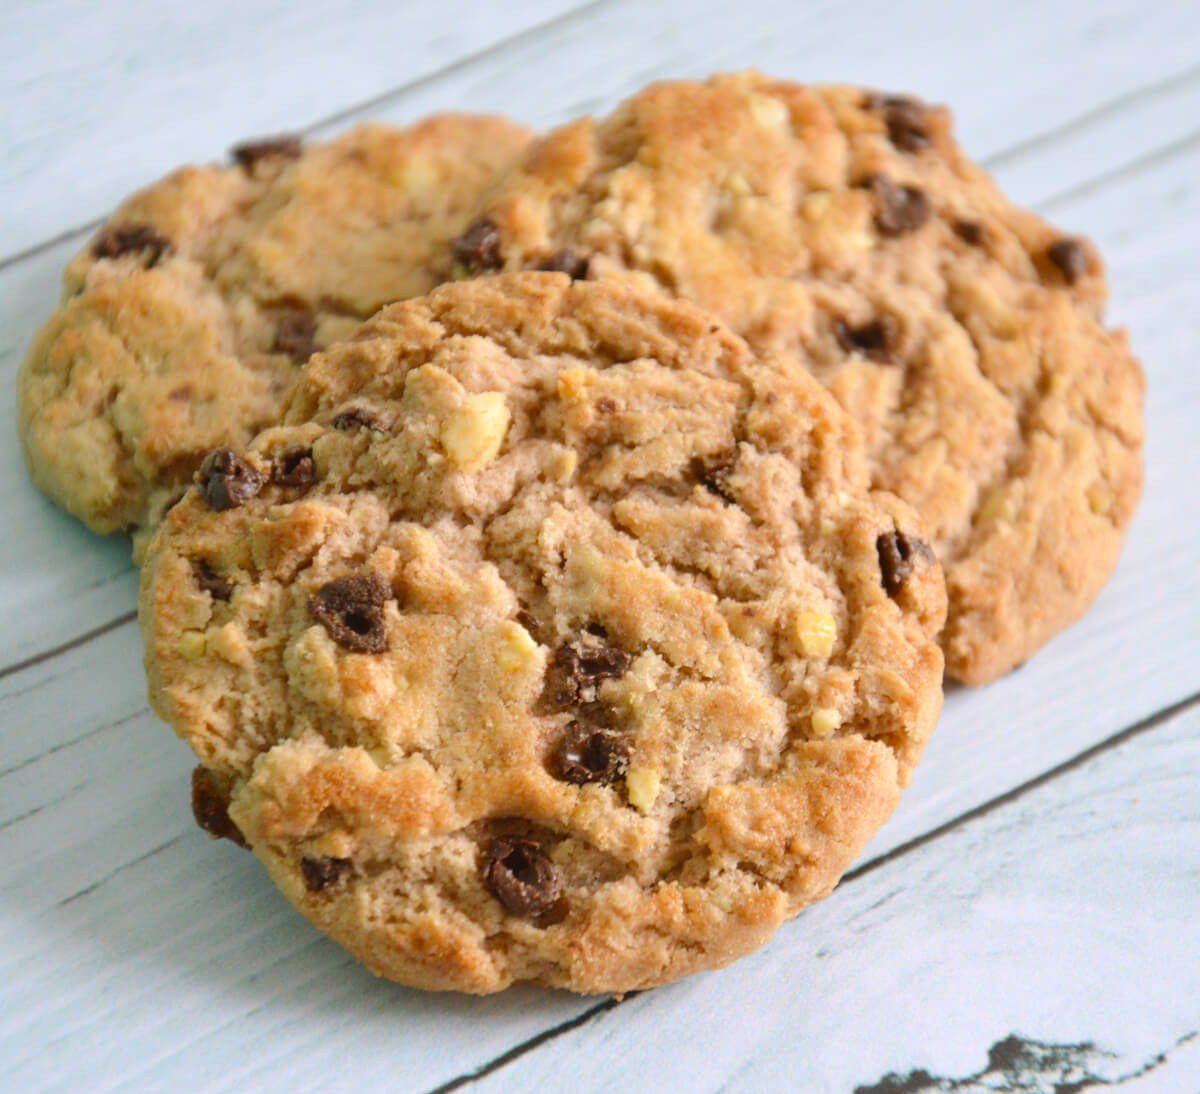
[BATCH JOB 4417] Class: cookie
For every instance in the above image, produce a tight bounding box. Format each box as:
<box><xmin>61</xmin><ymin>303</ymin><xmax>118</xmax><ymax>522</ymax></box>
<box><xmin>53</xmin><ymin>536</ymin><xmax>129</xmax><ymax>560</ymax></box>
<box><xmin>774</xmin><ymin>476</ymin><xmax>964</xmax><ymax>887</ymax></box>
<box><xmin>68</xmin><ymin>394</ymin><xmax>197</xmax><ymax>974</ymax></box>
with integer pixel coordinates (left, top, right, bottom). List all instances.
<box><xmin>140</xmin><ymin>273</ymin><xmax>946</xmax><ymax>994</ymax></box>
<box><xmin>18</xmin><ymin>114</ymin><xmax>533</xmax><ymax>558</ymax></box>
<box><xmin>456</xmin><ymin>73</ymin><xmax>1145</xmax><ymax>684</ymax></box>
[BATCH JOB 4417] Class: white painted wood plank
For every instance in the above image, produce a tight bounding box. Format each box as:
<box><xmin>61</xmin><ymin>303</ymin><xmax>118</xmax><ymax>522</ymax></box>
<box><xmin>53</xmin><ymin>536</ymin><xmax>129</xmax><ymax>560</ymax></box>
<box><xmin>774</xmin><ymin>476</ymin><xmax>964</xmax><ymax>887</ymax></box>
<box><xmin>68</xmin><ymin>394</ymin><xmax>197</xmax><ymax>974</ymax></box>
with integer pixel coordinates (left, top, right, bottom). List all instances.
<box><xmin>469</xmin><ymin>703</ymin><xmax>1200</xmax><ymax>1094</ymax></box>
<box><xmin>0</xmin><ymin>0</ymin><xmax>592</xmax><ymax>258</ymax></box>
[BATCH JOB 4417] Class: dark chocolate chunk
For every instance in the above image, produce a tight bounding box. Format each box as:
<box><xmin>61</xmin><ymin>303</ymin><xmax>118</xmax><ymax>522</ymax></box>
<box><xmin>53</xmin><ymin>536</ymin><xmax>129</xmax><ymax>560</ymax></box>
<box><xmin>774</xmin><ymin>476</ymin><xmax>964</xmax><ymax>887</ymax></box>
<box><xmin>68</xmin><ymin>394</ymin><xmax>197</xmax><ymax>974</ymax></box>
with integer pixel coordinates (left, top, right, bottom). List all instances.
<box><xmin>300</xmin><ymin>855</ymin><xmax>353</xmax><ymax>892</ymax></box>
<box><xmin>308</xmin><ymin>574</ymin><xmax>390</xmax><ymax>653</ymax></box>
<box><xmin>954</xmin><ymin>219</ymin><xmax>985</xmax><ymax>246</ymax></box>
<box><xmin>692</xmin><ymin>452</ymin><xmax>736</xmax><ymax>502</ymax></box>
<box><xmin>451</xmin><ymin>218</ymin><xmax>504</xmax><ymax>271</ymax></box>
<box><xmin>515</xmin><ymin>610</ymin><xmax>541</xmax><ymax>639</ymax></box>
<box><xmin>331</xmin><ymin>406</ymin><xmax>388</xmax><ymax>432</ymax></box>
<box><xmin>272</xmin><ymin>447</ymin><xmax>317</xmax><ymax>487</ymax></box>
<box><xmin>92</xmin><ymin>224</ymin><xmax>171</xmax><ymax>267</ymax></box>
<box><xmin>555</xmin><ymin>631</ymin><xmax>632</xmax><ymax>704</ymax></box>
<box><xmin>191</xmin><ymin>558</ymin><xmax>232</xmax><ymax>602</ymax></box>
<box><xmin>197</xmin><ymin>448</ymin><xmax>264</xmax><ymax>511</ymax></box>
<box><xmin>867</xmin><ymin>175</ymin><xmax>933</xmax><ymax>236</ymax></box>
<box><xmin>273</xmin><ymin>310</ymin><xmax>318</xmax><ymax>362</ymax></box>
<box><xmin>834</xmin><ymin>315</ymin><xmax>900</xmax><ymax>364</ymax></box>
<box><xmin>876</xmin><ymin>530</ymin><xmax>936</xmax><ymax>598</ymax></box>
<box><xmin>1046</xmin><ymin>238</ymin><xmax>1090</xmax><ymax>284</ymax></box>
<box><xmin>191</xmin><ymin>766</ymin><xmax>248</xmax><ymax>848</ymax></box>
<box><xmin>536</xmin><ymin>249</ymin><xmax>589</xmax><ymax>279</ymax></box>
<box><xmin>870</xmin><ymin>95</ymin><xmax>931</xmax><ymax>153</ymax></box>
<box><xmin>551</xmin><ymin>722</ymin><xmax>629</xmax><ymax>785</ymax></box>
<box><xmin>482</xmin><ymin>837</ymin><xmax>562</xmax><ymax>918</ymax></box>
<box><xmin>231</xmin><ymin>134</ymin><xmax>303</xmax><ymax>169</ymax></box>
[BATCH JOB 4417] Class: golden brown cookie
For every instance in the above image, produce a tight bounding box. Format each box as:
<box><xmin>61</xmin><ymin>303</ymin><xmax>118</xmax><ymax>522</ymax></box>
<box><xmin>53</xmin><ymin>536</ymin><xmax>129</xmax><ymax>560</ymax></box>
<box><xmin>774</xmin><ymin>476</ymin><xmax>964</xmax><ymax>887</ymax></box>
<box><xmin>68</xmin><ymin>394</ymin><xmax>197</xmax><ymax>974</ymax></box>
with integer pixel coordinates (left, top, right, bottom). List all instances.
<box><xmin>18</xmin><ymin>115</ymin><xmax>532</xmax><ymax>558</ymax></box>
<box><xmin>456</xmin><ymin>73</ymin><xmax>1145</xmax><ymax>684</ymax></box>
<box><xmin>140</xmin><ymin>273</ymin><xmax>946</xmax><ymax>994</ymax></box>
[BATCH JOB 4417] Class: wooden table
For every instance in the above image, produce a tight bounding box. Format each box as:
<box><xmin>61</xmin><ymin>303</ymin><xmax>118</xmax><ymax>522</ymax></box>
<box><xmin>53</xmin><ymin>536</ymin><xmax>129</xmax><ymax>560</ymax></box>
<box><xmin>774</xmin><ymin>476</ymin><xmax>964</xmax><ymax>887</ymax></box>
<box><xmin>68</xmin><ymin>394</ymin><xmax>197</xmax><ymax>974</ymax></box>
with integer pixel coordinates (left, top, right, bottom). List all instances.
<box><xmin>3</xmin><ymin>2</ymin><xmax>1198</xmax><ymax>1090</ymax></box>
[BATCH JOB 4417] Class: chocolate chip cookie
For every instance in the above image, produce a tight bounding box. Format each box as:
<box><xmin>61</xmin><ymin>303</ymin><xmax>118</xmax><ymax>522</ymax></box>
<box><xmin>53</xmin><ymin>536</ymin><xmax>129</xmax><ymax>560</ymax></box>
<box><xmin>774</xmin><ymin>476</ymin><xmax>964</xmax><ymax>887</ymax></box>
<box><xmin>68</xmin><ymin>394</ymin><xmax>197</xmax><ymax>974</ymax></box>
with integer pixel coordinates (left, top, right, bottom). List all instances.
<box><xmin>18</xmin><ymin>114</ymin><xmax>532</xmax><ymax>558</ymax></box>
<box><xmin>140</xmin><ymin>273</ymin><xmax>946</xmax><ymax>994</ymax></box>
<box><xmin>457</xmin><ymin>73</ymin><xmax>1145</xmax><ymax>683</ymax></box>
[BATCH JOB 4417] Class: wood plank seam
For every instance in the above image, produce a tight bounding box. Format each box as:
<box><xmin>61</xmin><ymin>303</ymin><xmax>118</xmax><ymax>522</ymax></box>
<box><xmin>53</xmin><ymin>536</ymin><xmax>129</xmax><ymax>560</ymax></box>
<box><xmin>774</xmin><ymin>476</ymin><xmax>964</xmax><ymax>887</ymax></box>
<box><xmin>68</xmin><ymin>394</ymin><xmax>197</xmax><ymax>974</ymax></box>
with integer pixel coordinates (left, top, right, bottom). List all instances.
<box><xmin>0</xmin><ymin>609</ymin><xmax>136</xmax><ymax>683</ymax></box>
<box><xmin>1039</xmin><ymin>124</ymin><xmax>1200</xmax><ymax>212</ymax></box>
<box><xmin>419</xmin><ymin>685</ymin><xmax>1200</xmax><ymax>1092</ymax></box>
<box><xmin>981</xmin><ymin>59</ymin><xmax>1200</xmax><ymax>171</ymax></box>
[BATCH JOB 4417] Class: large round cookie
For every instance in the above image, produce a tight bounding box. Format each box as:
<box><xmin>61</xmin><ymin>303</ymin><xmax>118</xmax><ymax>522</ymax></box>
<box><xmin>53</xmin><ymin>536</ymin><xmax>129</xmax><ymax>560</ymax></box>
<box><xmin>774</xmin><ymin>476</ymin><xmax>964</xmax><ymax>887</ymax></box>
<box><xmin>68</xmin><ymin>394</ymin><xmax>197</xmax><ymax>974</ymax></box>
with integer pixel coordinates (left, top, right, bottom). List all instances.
<box><xmin>18</xmin><ymin>114</ymin><xmax>532</xmax><ymax>558</ymax></box>
<box><xmin>141</xmin><ymin>273</ymin><xmax>946</xmax><ymax>994</ymax></box>
<box><xmin>454</xmin><ymin>73</ymin><xmax>1145</xmax><ymax>684</ymax></box>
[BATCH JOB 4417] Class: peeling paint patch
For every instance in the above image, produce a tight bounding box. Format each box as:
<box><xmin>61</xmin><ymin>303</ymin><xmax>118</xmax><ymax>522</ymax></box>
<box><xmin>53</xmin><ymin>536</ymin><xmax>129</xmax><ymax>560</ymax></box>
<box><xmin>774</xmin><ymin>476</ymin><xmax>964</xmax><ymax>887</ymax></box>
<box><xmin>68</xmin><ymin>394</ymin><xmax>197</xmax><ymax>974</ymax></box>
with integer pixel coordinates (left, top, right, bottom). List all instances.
<box><xmin>855</xmin><ymin>1030</ymin><xmax>1198</xmax><ymax>1093</ymax></box>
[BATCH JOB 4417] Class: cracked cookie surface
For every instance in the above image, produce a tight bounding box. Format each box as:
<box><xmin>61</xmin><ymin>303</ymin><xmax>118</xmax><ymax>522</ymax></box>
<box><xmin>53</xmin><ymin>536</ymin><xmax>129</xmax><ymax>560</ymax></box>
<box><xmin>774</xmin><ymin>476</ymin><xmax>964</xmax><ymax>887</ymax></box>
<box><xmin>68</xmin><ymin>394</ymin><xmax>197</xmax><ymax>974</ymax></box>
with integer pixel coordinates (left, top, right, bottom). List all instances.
<box><xmin>18</xmin><ymin>114</ymin><xmax>532</xmax><ymax>557</ymax></box>
<box><xmin>140</xmin><ymin>273</ymin><xmax>945</xmax><ymax>994</ymax></box>
<box><xmin>460</xmin><ymin>72</ymin><xmax>1145</xmax><ymax>683</ymax></box>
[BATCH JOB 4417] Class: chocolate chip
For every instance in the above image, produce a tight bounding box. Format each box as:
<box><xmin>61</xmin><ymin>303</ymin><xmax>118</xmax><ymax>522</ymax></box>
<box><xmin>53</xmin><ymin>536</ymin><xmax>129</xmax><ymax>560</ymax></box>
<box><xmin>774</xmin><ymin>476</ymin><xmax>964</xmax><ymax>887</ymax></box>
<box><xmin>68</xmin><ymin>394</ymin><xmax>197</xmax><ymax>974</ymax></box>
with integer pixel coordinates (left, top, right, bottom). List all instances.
<box><xmin>191</xmin><ymin>766</ymin><xmax>248</xmax><ymax>848</ymax></box>
<box><xmin>867</xmin><ymin>176</ymin><xmax>932</xmax><ymax>236</ymax></box>
<box><xmin>536</xmin><ymin>250</ymin><xmax>589</xmax><ymax>279</ymax></box>
<box><xmin>876</xmin><ymin>531</ymin><xmax>936</xmax><ymax>598</ymax></box>
<box><xmin>692</xmin><ymin>452</ymin><xmax>736</xmax><ymax>502</ymax></box>
<box><xmin>555</xmin><ymin>632</ymin><xmax>632</xmax><ymax>704</ymax></box>
<box><xmin>551</xmin><ymin>722</ymin><xmax>629</xmax><ymax>785</ymax></box>
<box><xmin>272</xmin><ymin>447</ymin><xmax>317</xmax><ymax>488</ymax></box>
<box><xmin>869</xmin><ymin>95</ymin><xmax>931</xmax><ymax>153</ymax></box>
<box><xmin>231</xmin><ymin>134</ymin><xmax>303</xmax><ymax>169</ymax></box>
<box><xmin>954</xmin><ymin>219</ymin><xmax>985</xmax><ymax>246</ymax></box>
<box><xmin>301</xmin><ymin>855</ymin><xmax>353</xmax><ymax>892</ymax></box>
<box><xmin>595</xmin><ymin>396</ymin><xmax>618</xmax><ymax>414</ymax></box>
<box><xmin>515</xmin><ymin>610</ymin><xmax>541</xmax><ymax>639</ymax></box>
<box><xmin>1047</xmin><ymin>238</ymin><xmax>1090</xmax><ymax>284</ymax></box>
<box><xmin>834</xmin><ymin>315</ymin><xmax>900</xmax><ymax>364</ymax></box>
<box><xmin>191</xmin><ymin>558</ymin><xmax>232</xmax><ymax>601</ymax></box>
<box><xmin>332</xmin><ymin>406</ymin><xmax>387</xmax><ymax>432</ymax></box>
<box><xmin>197</xmin><ymin>448</ymin><xmax>264</xmax><ymax>511</ymax></box>
<box><xmin>452</xmin><ymin>218</ymin><xmax>503</xmax><ymax>271</ymax></box>
<box><xmin>273</xmin><ymin>310</ymin><xmax>318</xmax><ymax>362</ymax></box>
<box><xmin>482</xmin><ymin>837</ymin><xmax>562</xmax><ymax>918</ymax></box>
<box><xmin>92</xmin><ymin>224</ymin><xmax>171</xmax><ymax>267</ymax></box>
<box><xmin>308</xmin><ymin>574</ymin><xmax>390</xmax><ymax>653</ymax></box>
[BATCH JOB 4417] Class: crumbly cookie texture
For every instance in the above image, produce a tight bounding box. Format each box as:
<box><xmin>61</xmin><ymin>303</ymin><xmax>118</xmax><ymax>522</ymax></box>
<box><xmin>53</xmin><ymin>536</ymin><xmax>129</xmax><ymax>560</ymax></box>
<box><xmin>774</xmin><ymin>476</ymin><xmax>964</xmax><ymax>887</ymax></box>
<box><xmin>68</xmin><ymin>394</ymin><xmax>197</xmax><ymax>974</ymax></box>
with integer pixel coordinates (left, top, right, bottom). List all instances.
<box><xmin>141</xmin><ymin>274</ymin><xmax>946</xmax><ymax>994</ymax></box>
<box><xmin>460</xmin><ymin>72</ymin><xmax>1145</xmax><ymax>684</ymax></box>
<box><xmin>18</xmin><ymin>114</ymin><xmax>532</xmax><ymax>558</ymax></box>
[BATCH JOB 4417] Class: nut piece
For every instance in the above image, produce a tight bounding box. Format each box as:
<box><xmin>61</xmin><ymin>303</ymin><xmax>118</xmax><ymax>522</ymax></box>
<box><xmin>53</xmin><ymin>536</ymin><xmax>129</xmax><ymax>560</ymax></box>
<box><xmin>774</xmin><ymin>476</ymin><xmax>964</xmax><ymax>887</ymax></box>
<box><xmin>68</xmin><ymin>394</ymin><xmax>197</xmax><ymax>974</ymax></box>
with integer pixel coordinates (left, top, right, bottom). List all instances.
<box><xmin>794</xmin><ymin>610</ymin><xmax>837</xmax><ymax>658</ymax></box>
<box><xmin>441</xmin><ymin>393</ymin><xmax>511</xmax><ymax>472</ymax></box>
<box><xmin>626</xmin><ymin>767</ymin><xmax>661</xmax><ymax>812</ymax></box>
<box><xmin>811</xmin><ymin>708</ymin><xmax>842</xmax><ymax>738</ymax></box>
<box><xmin>747</xmin><ymin>93</ymin><xmax>789</xmax><ymax>132</ymax></box>
<box><xmin>495</xmin><ymin>619</ymin><xmax>539</xmax><ymax>673</ymax></box>
<box><xmin>178</xmin><ymin>631</ymin><xmax>206</xmax><ymax>661</ymax></box>
<box><xmin>977</xmin><ymin>489</ymin><xmax>1013</xmax><ymax>523</ymax></box>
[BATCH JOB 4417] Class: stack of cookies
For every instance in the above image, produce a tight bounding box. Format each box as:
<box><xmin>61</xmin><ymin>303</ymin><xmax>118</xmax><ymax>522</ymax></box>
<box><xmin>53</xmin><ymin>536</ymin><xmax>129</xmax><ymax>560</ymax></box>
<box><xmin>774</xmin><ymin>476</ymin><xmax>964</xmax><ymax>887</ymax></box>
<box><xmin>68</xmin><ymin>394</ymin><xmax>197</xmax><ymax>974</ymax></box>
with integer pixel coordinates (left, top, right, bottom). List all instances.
<box><xmin>18</xmin><ymin>73</ymin><xmax>1144</xmax><ymax>994</ymax></box>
